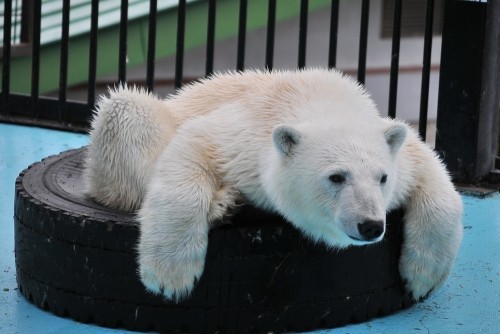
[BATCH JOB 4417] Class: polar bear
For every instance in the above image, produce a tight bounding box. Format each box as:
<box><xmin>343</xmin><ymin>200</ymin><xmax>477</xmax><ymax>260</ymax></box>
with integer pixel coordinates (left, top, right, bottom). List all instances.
<box><xmin>84</xmin><ymin>69</ymin><xmax>463</xmax><ymax>302</ymax></box>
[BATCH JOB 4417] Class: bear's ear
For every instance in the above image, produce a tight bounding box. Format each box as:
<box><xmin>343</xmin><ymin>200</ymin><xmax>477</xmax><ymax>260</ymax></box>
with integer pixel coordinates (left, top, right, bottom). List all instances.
<box><xmin>384</xmin><ymin>123</ymin><xmax>407</xmax><ymax>155</ymax></box>
<box><xmin>272</xmin><ymin>124</ymin><xmax>301</xmax><ymax>156</ymax></box>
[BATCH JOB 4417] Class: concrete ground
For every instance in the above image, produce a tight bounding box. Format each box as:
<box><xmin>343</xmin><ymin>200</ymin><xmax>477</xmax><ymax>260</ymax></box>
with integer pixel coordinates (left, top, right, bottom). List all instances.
<box><xmin>1</xmin><ymin>123</ymin><xmax>499</xmax><ymax>333</ymax></box>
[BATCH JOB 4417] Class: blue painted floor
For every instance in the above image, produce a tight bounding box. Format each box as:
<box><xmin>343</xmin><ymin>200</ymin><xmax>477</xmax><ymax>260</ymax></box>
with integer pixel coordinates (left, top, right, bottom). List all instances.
<box><xmin>0</xmin><ymin>123</ymin><xmax>499</xmax><ymax>334</ymax></box>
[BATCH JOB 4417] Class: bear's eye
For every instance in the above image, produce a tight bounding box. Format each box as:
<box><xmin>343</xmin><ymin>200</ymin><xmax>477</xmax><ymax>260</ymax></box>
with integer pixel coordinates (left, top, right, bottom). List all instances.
<box><xmin>329</xmin><ymin>174</ymin><xmax>345</xmax><ymax>184</ymax></box>
<box><xmin>380</xmin><ymin>174</ymin><xmax>388</xmax><ymax>184</ymax></box>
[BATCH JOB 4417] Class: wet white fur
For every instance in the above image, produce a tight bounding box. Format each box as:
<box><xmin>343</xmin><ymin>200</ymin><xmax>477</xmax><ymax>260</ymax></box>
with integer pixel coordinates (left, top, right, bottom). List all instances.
<box><xmin>85</xmin><ymin>69</ymin><xmax>463</xmax><ymax>302</ymax></box>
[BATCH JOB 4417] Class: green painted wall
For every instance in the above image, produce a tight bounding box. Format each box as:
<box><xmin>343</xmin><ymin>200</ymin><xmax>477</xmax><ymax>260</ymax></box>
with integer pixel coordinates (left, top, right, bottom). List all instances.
<box><xmin>1</xmin><ymin>0</ymin><xmax>331</xmax><ymax>95</ymax></box>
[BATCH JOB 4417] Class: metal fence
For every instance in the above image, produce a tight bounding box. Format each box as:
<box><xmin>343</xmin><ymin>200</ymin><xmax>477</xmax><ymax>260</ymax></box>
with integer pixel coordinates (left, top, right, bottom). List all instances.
<box><xmin>0</xmin><ymin>0</ymin><xmax>498</xmax><ymax>184</ymax></box>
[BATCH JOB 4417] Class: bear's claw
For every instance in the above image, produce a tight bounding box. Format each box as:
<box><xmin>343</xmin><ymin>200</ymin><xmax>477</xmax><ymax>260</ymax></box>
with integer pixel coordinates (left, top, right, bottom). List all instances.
<box><xmin>399</xmin><ymin>246</ymin><xmax>452</xmax><ymax>301</ymax></box>
<box><xmin>139</xmin><ymin>244</ymin><xmax>206</xmax><ymax>302</ymax></box>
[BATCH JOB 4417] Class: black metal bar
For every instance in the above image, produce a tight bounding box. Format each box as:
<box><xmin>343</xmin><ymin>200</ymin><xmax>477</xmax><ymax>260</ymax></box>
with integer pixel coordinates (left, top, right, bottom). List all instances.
<box><xmin>118</xmin><ymin>0</ymin><xmax>128</xmax><ymax>83</ymax></box>
<box><xmin>58</xmin><ymin>0</ymin><xmax>70</xmax><ymax>122</ymax></box>
<box><xmin>20</xmin><ymin>0</ymin><xmax>31</xmax><ymax>43</ymax></box>
<box><xmin>328</xmin><ymin>0</ymin><xmax>339</xmax><ymax>69</ymax></box>
<box><xmin>175</xmin><ymin>0</ymin><xmax>186</xmax><ymax>89</ymax></box>
<box><xmin>236</xmin><ymin>0</ymin><xmax>248</xmax><ymax>71</ymax></box>
<box><xmin>146</xmin><ymin>0</ymin><xmax>157</xmax><ymax>92</ymax></box>
<box><xmin>31</xmin><ymin>0</ymin><xmax>42</xmax><ymax>118</ymax></box>
<box><xmin>87</xmin><ymin>0</ymin><xmax>99</xmax><ymax>108</ymax></box>
<box><xmin>298</xmin><ymin>0</ymin><xmax>308</xmax><ymax>69</ymax></box>
<box><xmin>265</xmin><ymin>0</ymin><xmax>276</xmax><ymax>71</ymax></box>
<box><xmin>387</xmin><ymin>0</ymin><xmax>402</xmax><ymax>118</ymax></box>
<box><xmin>357</xmin><ymin>0</ymin><xmax>370</xmax><ymax>84</ymax></box>
<box><xmin>205</xmin><ymin>0</ymin><xmax>216</xmax><ymax>76</ymax></box>
<box><xmin>418</xmin><ymin>0</ymin><xmax>434</xmax><ymax>141</ymax></box>
<box><xmin>2</xmin><ymin>0</ymin><xmax>12</xmax><ymax>104</ymax></box>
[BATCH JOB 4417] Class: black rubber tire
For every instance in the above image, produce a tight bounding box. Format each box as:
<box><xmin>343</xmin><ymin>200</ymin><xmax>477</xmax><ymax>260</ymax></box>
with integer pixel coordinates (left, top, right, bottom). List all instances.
<box><xmin>14</xmin><ymin>148</ymin><xmax>414</xmax><ymax>333</ymax></box>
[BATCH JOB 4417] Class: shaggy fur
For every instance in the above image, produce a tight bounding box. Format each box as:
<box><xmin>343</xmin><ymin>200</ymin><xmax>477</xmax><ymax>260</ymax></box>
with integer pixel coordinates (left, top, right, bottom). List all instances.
<box><xmin>85</xmin><ymin>69</ymin><xmax>463</xmax><ymax>302</ymax></box>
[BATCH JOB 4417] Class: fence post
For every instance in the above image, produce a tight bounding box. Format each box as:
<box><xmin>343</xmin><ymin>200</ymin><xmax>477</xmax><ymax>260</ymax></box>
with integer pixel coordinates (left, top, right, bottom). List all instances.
<box><xmin>436</xmin><ymin>0</ymin><xmax>499</xmax><ymax>184</ymax></box>
<box><xmin>478</xmin><ymin>0</ymin><xmax>500</xmax><ymax>182</ymax></box>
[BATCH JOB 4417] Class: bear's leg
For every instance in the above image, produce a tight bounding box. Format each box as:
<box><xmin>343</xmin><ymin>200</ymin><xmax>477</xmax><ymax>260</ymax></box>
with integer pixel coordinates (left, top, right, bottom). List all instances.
<box><xmin>397</xmin><ymin>139</ymin><xmax>463</xmax><ymax>300</ymax></box>
<box><xmin>137</xmin><ymin>136</ymin><xmax>232</xmax><ymax>301</ymax></box>
<box><xmin>85</xmin><ymin>86</ymin><xmax>176</xmax><ymax>211</ymax></box>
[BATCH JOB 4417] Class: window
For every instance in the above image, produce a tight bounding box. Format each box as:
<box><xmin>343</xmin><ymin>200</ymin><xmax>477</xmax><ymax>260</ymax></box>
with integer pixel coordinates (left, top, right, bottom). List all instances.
<box><xmin>0</xmin><ymin>0</ymin><xmax>32</xmax><ymax>58</ymax></box>
<box><xmin>382</xmin><ymin>0</ymin><xmax>445</xmax><ymax>38</ymax></box>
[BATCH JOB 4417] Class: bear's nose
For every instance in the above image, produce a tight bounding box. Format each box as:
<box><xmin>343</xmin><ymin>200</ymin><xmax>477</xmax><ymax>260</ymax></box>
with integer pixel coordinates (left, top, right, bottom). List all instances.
<box><xmin>357</xmin><ymin>220</ymin><xmax>384</xmax><ymax>240</ymax></box>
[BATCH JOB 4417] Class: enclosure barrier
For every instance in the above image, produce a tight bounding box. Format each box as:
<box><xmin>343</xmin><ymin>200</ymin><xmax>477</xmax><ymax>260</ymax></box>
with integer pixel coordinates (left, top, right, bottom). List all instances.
<box><xmin>0</xmin><ymin>0</ymin><xmax>498</xmax><ymax>184</ymax></box>
<box><xmin>436</xmin><ymin>0</ymin><xmax>499</xmax><ymax>183</ymax></box>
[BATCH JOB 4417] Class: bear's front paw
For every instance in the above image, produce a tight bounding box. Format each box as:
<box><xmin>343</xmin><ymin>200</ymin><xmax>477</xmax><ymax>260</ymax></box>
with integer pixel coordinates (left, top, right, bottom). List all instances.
<box><xmin>138</xmin><ymin>245</ymin><xmax>206</xmax><ymax>302</ymax></box>
<box><xmin>399</xmin><ymin>247</ymin><xmax>452</xmax><ymax>300</ymax></box>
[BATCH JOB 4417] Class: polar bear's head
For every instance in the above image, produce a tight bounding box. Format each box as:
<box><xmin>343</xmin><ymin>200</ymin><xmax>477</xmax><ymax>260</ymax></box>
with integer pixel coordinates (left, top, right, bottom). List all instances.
<box><xmin>267</xmin><ymin>118</ymin><xmax>407</xmax><ymax>248</ymax></box>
